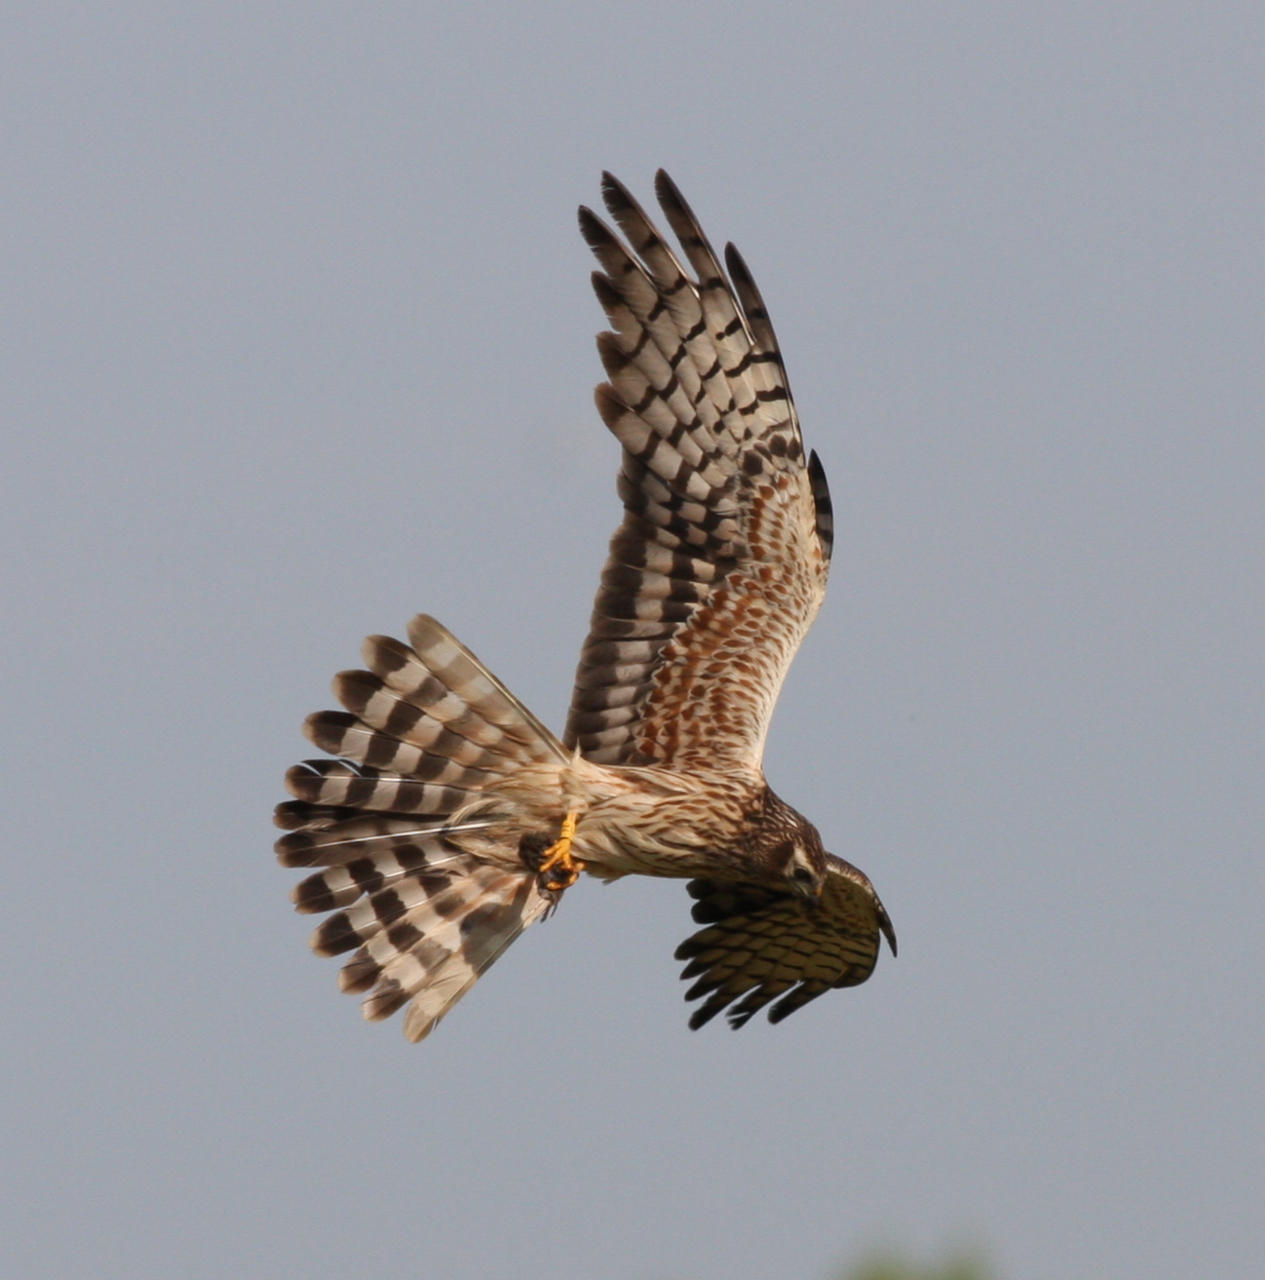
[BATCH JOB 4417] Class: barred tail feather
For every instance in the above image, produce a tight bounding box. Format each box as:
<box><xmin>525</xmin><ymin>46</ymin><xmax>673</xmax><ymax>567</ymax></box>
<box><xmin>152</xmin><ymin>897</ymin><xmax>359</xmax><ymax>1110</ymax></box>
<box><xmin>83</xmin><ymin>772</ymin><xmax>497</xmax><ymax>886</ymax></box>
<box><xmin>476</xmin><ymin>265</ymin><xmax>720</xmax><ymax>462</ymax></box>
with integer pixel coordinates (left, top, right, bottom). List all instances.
<box><xmin>279</xmin><ymin>615</ymin><xmax>566</xmax><ymax>1039</ymax></box>
<box><xmin>312</xmin><ymin>839</ymin><xmax>553</xmax><ymax>1043</ymax></box>
<box><xmin>280</xmin><ymin>614</ymin><xmax>565</xmax><ymax>828</ymax></box>
<box><xmin>298</xmin><ymin>614</ymin><xmax>566</xmax><ymax>790</ymax></box>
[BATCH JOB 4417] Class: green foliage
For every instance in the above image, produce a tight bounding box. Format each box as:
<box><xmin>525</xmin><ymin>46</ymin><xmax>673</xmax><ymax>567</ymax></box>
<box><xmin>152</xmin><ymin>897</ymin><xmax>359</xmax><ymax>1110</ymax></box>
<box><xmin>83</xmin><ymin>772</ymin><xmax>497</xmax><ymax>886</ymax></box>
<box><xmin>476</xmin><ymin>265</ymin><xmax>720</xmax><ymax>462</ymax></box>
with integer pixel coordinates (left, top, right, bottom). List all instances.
<box><xmin>839</xmin><ymin>1249</ymin><xmax>992</xmax><ymax>1280</ymax></box>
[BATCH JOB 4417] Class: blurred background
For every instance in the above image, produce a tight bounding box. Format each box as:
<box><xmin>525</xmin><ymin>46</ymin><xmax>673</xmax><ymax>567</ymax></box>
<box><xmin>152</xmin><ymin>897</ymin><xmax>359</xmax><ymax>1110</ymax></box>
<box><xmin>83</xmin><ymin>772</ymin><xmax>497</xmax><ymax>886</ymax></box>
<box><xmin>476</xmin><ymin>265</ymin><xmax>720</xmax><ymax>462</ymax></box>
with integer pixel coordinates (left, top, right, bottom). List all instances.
<box><xmin>843</xmin><ymin>1256</ymin><xmax>990</xmax><ymax>1280</ymax></box>
<box><xmin>1</xmin><ymin>5</ymin><xmax>1261</xmax><ymax>1279</ymax></box>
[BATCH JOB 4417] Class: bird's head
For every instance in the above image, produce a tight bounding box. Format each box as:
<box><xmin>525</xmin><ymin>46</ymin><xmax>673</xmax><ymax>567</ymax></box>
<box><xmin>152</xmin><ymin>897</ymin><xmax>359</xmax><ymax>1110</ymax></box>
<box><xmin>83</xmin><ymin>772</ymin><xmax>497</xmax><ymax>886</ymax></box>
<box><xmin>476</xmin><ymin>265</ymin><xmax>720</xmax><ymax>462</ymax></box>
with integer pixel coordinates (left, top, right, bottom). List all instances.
<box><xmin>749</xmin><ymin>789</ymin><xmax>828</xmax><ymax>903</ymax></box>
<box><xmin>777</xmin><ymin>830</ymin><xmax>827</xmax><ymax>904</ymax></box>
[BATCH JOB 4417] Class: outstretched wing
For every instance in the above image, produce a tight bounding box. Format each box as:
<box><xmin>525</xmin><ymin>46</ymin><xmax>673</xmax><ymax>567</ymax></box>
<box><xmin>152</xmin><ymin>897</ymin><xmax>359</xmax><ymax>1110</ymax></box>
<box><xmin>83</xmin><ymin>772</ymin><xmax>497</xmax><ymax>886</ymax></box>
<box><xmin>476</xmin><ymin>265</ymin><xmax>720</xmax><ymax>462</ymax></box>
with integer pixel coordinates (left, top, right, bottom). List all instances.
<box><xmin>564</xmin><ymin>171</ymin><xmax>834</xmax><ymax>769</ymax></box>
<box><xmin>674</xmin><ymin>856</ymin><xmax>897</xmax><ymax>1030</ymax></box>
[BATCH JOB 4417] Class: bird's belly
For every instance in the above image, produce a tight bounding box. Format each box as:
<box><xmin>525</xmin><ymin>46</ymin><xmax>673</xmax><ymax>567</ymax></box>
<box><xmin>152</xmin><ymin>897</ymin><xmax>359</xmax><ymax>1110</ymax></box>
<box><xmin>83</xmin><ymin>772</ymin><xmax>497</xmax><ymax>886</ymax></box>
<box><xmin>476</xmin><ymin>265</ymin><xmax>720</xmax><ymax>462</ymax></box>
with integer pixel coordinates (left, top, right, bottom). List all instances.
<box><xmin>572</xmin><ymin>811</ymin><xmax>734</xmax><ymax>881</ymax></box>
<box><xmin>532</xmin><ymin>756</ymin><xmax>762</xmax><ymax>882</ymax></box>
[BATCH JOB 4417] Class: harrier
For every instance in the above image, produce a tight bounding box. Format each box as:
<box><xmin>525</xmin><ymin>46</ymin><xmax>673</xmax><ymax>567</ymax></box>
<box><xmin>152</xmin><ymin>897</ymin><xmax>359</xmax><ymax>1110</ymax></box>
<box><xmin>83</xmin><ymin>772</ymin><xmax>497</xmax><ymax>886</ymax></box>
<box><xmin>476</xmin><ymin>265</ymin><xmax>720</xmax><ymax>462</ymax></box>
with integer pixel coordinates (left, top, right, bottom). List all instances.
<box><xmin>276</xmin><ymin>172</ymin><xmax>896</xmax><ymax>1041</ymax></box>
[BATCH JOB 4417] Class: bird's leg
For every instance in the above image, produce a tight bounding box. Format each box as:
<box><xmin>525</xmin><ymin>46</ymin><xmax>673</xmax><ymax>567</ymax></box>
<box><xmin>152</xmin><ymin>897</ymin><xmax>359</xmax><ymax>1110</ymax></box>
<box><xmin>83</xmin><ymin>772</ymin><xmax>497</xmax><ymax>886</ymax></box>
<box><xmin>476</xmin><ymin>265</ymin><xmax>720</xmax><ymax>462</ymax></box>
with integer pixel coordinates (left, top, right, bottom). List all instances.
<box><xmin>535</xmin><ymin>811</ymin><xmax>584</xmax><ymax>891</ymax></box>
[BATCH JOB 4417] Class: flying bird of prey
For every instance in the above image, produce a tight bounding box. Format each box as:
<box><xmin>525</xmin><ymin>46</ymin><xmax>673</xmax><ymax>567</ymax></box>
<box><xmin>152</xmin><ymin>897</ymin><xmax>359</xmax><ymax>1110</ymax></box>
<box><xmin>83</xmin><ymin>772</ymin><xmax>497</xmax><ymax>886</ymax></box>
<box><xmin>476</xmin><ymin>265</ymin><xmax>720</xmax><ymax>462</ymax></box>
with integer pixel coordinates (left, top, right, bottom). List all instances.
<box><xmin>276</xmin><ymin>172</ymin><xmax>896</xmax><ymax>1041</ymax></box>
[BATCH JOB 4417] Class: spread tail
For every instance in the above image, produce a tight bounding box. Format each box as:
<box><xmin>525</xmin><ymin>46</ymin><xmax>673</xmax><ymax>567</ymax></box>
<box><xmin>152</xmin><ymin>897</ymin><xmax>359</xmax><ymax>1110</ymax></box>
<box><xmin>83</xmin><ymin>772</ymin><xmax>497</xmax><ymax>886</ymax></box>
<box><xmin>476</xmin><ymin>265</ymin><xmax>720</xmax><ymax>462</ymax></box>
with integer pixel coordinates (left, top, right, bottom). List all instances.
<box><xmin>276</xmin><ymin>615</ymin><xmax>567</xmax><ymax>1041</ymax></box>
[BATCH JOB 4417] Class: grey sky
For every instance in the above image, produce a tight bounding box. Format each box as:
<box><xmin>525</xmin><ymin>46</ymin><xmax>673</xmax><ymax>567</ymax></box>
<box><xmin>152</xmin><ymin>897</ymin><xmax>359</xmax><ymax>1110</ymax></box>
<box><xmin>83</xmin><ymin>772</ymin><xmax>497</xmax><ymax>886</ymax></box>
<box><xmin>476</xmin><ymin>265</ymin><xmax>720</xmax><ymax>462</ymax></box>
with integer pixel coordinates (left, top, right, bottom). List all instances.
<box><xmin>2</xmin><ymin>5</ymin><xmax>1262</xmax><ymax>1279</ymax></box>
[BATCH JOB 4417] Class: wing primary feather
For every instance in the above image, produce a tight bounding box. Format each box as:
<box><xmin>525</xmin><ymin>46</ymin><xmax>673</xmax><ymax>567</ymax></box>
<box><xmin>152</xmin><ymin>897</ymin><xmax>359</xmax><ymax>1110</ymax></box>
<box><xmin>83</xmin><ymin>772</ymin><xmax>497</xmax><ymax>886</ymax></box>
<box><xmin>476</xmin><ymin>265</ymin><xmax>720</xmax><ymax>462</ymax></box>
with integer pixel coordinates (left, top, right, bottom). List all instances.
<box><xmin>723</xmin><ymin>242</ymin><xmax>779</xmax><ymax>356</ymax></box>
<box><xmin>567</xmin><ymin>171</ymin><xmax>826</xmax><ymax>768</ymax></box>
<box><xmin>653</xmin><ymin>170</ymin><xmax>747</xmax><ymax>337</ymax></box>
<box><xmin>807</xmin><ymin>449</ymin><xmax>834</xmax><ymax>563</ymax></box>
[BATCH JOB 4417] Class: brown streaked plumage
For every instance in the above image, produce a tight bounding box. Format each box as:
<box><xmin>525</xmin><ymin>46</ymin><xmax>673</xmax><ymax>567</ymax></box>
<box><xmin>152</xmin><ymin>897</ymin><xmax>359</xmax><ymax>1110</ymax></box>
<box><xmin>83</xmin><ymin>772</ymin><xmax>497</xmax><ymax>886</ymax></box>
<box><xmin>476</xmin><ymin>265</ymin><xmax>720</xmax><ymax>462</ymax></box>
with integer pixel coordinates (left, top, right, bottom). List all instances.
<box><xmin>276</xmin><ymin>172</ymin><xmax>895</xmax><ymax>1042</ymax></box>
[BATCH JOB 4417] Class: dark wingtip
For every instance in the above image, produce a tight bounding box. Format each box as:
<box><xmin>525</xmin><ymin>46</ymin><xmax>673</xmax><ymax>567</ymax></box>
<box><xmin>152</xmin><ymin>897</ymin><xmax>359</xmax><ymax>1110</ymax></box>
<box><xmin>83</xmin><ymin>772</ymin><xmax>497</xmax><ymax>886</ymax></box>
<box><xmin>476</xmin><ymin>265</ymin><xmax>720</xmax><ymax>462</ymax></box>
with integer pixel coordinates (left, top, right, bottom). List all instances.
<box><xmin>600</xmin><ymin>170</ymin><xmax>633</xmax><ymax>213</ymax></box>
<box><xmin>577</xmin><ymin>204</ymin><xmax>608</xmax><ymax>248</ymax></box>
<box><xmin>807</xmin><ymin>448</ymin><xmax>834</xmax><ymax>562</ymax></box>
<box><xmin>723</xmin><ymin>241</ymin><xmax>754</xmax><ymax>290</ymax></box>
<box><xmin>687</xmin><ymin>1005</ymin><xmax>718</xmax><ymax>1031</ymax></box>
<box><xmin>654</xmin><ymin>168</ymin><xmax>687</xmax><ymax>215</ymax></box>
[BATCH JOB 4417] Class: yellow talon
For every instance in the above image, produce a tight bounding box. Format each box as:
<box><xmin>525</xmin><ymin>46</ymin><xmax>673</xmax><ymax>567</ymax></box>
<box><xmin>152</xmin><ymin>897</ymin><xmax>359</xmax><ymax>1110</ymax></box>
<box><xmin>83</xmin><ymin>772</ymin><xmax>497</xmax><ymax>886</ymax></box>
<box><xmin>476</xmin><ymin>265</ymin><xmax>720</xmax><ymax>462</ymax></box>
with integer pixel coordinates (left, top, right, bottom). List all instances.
<box><xmin>537</xmin><ymin>811</ymin><xmax>584</xmax><ymax>891</ymax></box>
